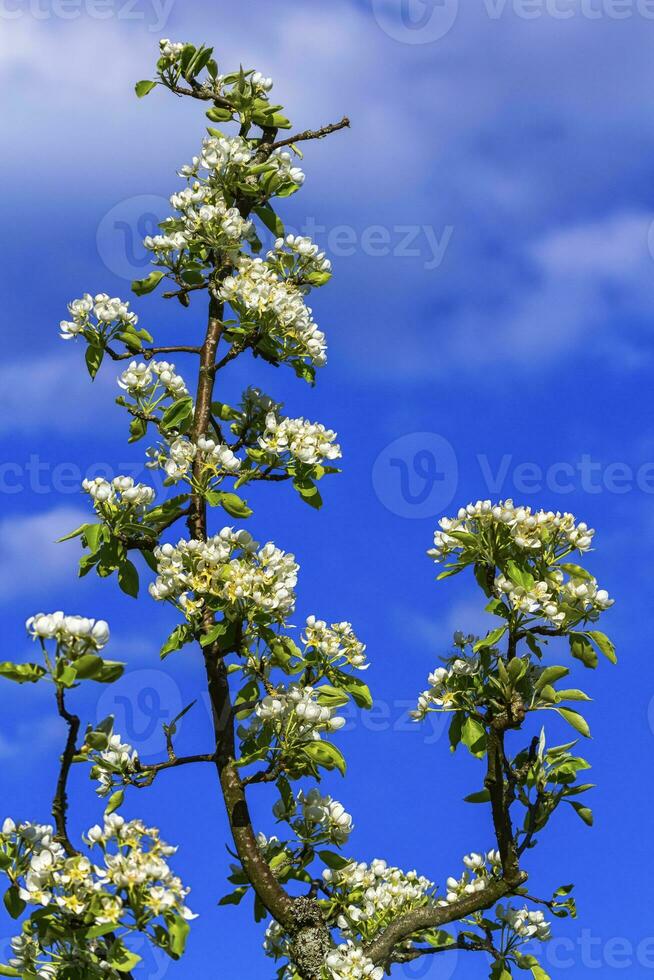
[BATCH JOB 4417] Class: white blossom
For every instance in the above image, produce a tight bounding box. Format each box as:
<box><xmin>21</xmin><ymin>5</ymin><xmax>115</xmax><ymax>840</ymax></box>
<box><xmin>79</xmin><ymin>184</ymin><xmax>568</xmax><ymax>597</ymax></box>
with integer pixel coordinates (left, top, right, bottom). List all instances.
<box><xmin>497</xmin><ymin>904</ymin><xmax>552</xmax><ymax>941</ymax></box>
<box><xmin>219</xmin><ymin>256</ymin><xmax>327</xmax><ymax>367</ymax></box>
<box><xmin>302</xmin><ymin>617</ymin><xmax>368</xmax><ymax>669</ymax></box>
<box><xmin>149</xmin><ymin>528</ymin><xmax>298</xmax><ymax>623</ymax></box>
<box><xmin>258</xmin><ymin>412</ymin><xmax>341</xmax><ymax>467</ymax></box>
<box><xmin>26</xmin><ymin>611</ymin><xmax>110</xmax><ymax>653</ymax></box>
<box><xmin>326</xmin><ymin>943</ymin><xmax>383</xmax><ymax>980</ymax></box>
<box><xmin>60</xmin><ymin>293</ymin><xmax>137</xmax><ymax>341</ymax></box>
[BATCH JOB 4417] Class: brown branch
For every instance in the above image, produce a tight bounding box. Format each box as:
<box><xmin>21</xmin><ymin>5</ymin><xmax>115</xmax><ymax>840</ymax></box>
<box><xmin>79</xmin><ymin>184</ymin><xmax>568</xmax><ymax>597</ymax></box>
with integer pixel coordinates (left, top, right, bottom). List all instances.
<box><xmin>52</xmin><ymin>688</ymin><xmax>81</xmax><ymax>858</ymax></box>
<box><xmin>106</xmin><ymin>345</ymin><xmax>202</xmax><ymax>362</ymax></box>
<box><xmin>264</xmin><ymin>116</ymin><xmax>350</xmax><ymax>153</ymax></box>
<box><xmin>136</xmin><ymin>752</ymin><xmax>217</xmax><ymax>779</ymax></box>
<box><xmin>390</xmin><ymin>934</ymin><xmax>499</xmax><ymax>964</ymax></box>
<box><xmin>168</xmin><ymin>81</ymin><xmax>234</xmax><ymax>109</ymax></box>
<box><xmin>187</xmin><ymin>286</ymin><xmax>296</xmax><ymax>933</ymax></box>
<box><xmin>363</xmin><ymin>873</ymin><xmax>526</xmax><ymax>967</ymax></box>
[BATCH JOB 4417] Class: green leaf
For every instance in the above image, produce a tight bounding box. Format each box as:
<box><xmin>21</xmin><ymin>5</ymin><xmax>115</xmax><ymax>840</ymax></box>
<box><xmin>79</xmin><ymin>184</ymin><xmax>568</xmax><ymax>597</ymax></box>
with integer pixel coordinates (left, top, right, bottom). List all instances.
<box><xmin>3</xmin><ymin>886</ymin><xmax>25</xmax><ymax>920</ymax></box>
<box><xmin>83</xmin><ymin>523</ymin><xmax>104</xmax><ymax>553</ymax></box>
<box><xmin>118</xmin><ymin>559</ymin><xmax>139</xmax><ymax>598</ymax></box>
<box><xmin>558</xmin><ymin>562</ymin><xmax>594</xmax><ymax>580</ymax></box>
<box><xmin>235</xmin><ymin>679</ymin><xmax>259</xmax><ymax>717</ymax></box>
<box><xmin>464</xmin><ymin>788</ymin><xmax>491</xmax><ymax>804</ymax></box>
<box><xmin>105</xmin><ymin>790</ymin><xmax>124</xmax><ymax>815</ymax></box>
<box><xmin>135</xmin><ymin>79</ymin><xmax>157</xmax><ymax>97</ymax></box>
<box><xmin>216</xmin><ymin>492</ymin><xmax>253</xmax><ymax>519</ymax></box>
<box><xmin>424</xmin><ymin>929</ymin><xmax>456</xmax><ymax>948</ymax></box>
<box><xmin>568</xmin><ymin>801</ymin><xmax>593</xmax><ymax>826</ymax></box>
<box><xmin>317</xmin><ymin>850</ymin><xmax>351</xmax><ymax>870</ymax></box>
<box><xmin>514</xmin><ymin>953</ymin><xmax>540</xmax><ymax>969</ymax></box>
<box><xmin>161</xmin><ymin>396</ymin><xmax>194</xmax><ymax>433</ymax></box>
<box><xmin>206</xmin><ymin>106</ymin><xmax>233</xmax><ymax>122</ymax></box>
<box><xmin>166</xmin><ymin>914</ymin><xmax>190</xmax><ymax>958</ymax></box>
<box><xmin>293</xmin><ymin>478</ymin><xmax>322</xmax><ymax>509</ymax></box>
<box><xmin>218</xmin><ymin>886</ymin><xmax>248</xmax><ymax>906</ymax></box>
<box><xmin>0</xmin><ymin>662</ymin><xmax>46</xmax><ymax>684</ymax></box>
<box><xmin>132</xmin><ymin>270</ymin><xmax>165</xmax><ymax>296</ymax></box>
<box><xmin>0</xmin><ymin>965</ymin><xmax>20</xmax><ymax>977</ymax></box>
<box><xmin>556</xmin><ymin>689</ymin><xmax>591</xmax><ymax>703</ymax></box>
<box><xmin>58</xmin><ymin>522</ymin><xmax>92</xmax><ymax>543</ymax></box>
<box><xmin>569</xmin><ymin>634</ymin><xmax>598</xmax><ymax>670</ymax></box>
<box><xmin>556</xmin><ymin>707</ymin><xmax>591</xmax><ymax>738</ymax></box>
<box><xmin>474</xmin><ymin>626</ymin><xmax>507</xmax><ymax>652</ymax></box>
<box><xmin>165</xmin><ymin>699</ymin><xmax>197</xmax><ymax>739</ymax></box>
<box><xmin>107</xmin><ymin>943</ymin><xmax>141</xmax><ymax>973</ymax></box>
<box><xmin>531</xmin><ymin>967</ymin><xmax>551</xmax><ymax>980</ymax></box>
<box><xmin>128</xmin><ymin>416</ymin><xmax>148</xmax><ymax>443</ymax></box>
<box><xmin>254</xmin><ymin>204</ymin><xmax>285</xmax><ymax>237</ymax></box>
<box><xmin>535</xmin><ymin>665</ymin><xmax>569</xmax><ymax>691</ymax></box>
<box><xmin>85</xmin><ymin>344</ymin><xmax>104</xmax><ymax>379</ymax></box>
<box><xmin>338</xmin><ymin>674</ymin><xmax>373</xmax><ymax>710</ymax></box>
<box><xmin>161</xmin><ymin>623</ymin><xmax>195</xmax><ymax>659</ymax></box>
<box><xmin>505</xmin><ymin>560</ymin><xmax>534</xmax><ymax>589</ymax></box>
<box><xmin>303</xmin><ymin>741</ymin><xmax>346</xmax><ymax>775</ymax></box>
<box><xmin>461</xmin><ymin>715</ymin><xmax>487</xmax><ymax>758</ymax></box>
<box><xmin>75</xmin><ymin>654</ymin><xmax>125</xmax><ymax>684</ymax></box>
<box><xmin>586</xmin><ymin>630</ymin><xmax>617</xmax><ymax>665</ymax></box>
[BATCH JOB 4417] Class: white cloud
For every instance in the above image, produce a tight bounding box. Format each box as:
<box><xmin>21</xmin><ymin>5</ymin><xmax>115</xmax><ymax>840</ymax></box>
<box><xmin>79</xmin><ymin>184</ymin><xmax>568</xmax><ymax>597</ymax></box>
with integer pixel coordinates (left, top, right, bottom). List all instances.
<box><xmin>0</xmin><ymin>716</ymin><xmax>63</xmax><ymax>761</ymax></box>
<box><xmin>0</xmin><ymin>506</ymin><xmax>87</xmax><ymax>600</ymax></box>
<box><xmin>395</xmin><ymin>598</ymin><xmax>493</xmax><ymax>651</ymax></box>
<box><xmin>0</xmin><ymin>354</ymin><xmax>115</xmax><ymax>434</ymax></box>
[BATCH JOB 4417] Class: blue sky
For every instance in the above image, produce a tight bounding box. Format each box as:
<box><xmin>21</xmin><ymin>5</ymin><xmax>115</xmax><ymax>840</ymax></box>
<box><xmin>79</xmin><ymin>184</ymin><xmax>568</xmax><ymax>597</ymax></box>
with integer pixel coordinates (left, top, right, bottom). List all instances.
<box><xmin>1</xmin><ymin>0</ymin><xmax>653</xmax><ymax>976</ymax></box>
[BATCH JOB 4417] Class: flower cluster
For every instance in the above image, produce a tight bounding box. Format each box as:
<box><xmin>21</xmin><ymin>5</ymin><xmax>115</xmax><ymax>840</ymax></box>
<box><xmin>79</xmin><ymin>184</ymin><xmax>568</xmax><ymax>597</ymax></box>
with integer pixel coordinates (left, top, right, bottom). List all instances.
<box><xmin>149</xmin><ymin>528</ymin><xmax>298</xmax><ymax>623</ymax></box>
<box><xmin>430</xmin><ymin>499</ymin><xmax>595</xmax><ymax>563</ymax></box>
<box><xmin>269</xmin><ymin>148</ymin><xmax>305</xmax><ymax>189</ymax></box>
<box><xmin>83</xmin><ymin>475</ymin><xmax>156</xmax><ymax>512</ymax></box>
<box><xmin>267</xmin><ymin>234</ymin><xmax>332</xmax><ymax>281</ymax></box>
<box><xmin>145</xmin><ymin>183</ymin><xmax>255</xmax><ymax>260</ymax></box>
<box><xmin>232</xmin><ymin>386</ymin><xmax>281</xmax><ymax>439</ymax></box>
<box><xmin>118</xmin><ymin>359</ymin><xmax>189</xmax><ymax>400</ymax></box>
<box><xmin>159</xmin><ymin>37</ymin><xmax>185</xmax><ymax>63</ymax></box>
<box><xmin>258</xmin><ymin>411</ymin><xmax>341</xmax><ymax>467</ymax></box>
<box><xmin>87</xmin><ymin>732</ymin><xmax>140</xmax><ymax>798</ymax></box>
<box><xmin>428</xmin><ymin>500</ymin><xmax>613</xmax><ymax>630</ymax></box>
<box><xmin>438</xmin><ymin>850</ymin><xmax>501</xmax><ymax>906</ymax></box>
<box><xmin>497</xmin><ymin>904</ymin><xmax>551</xmax><ymax>942</ymax></box>
<box><xmin>302</xmin><ymin>616</ymin><xmax>368</xmax><ymax>670</ymax></box>
<box><xmin>411</xmin><ymin>656</ymin><xmax>480</xmax><ymax>720</ymax></box>
<box><xmin>326</xmin><ymin>943</ymin><xmax>383</xmax><ymax>980</ymax></box>
<box><xmin>219</xmin><ymin>256</ymin><xmax>327</xmax><ymax>367</ymax></box>
<box><xmin>324</xmin><ymin>859</ymin><xmax>435</xmax><ymax>942</ymax></box>
<box><xmin>255</xmin><ymin>683</ymin><xmax>346</xmax><ymax>736</ymax></box>
<box><xmin>27</xmin><ymin>611</ymin><xmax>110</xmax><ymax>653</ymax></box>
<box><xmin>0</xmin><ymin>815</ymin><xmax>194</xmax><ymax>978</ymax></box>
<box><xmin>148</xmin><ymin>434</ymin><xmax>241</xmax><ymax>484</ymax></box>
<box><xmin>273</xmin><ymin>787</ymin><xmax>353</xmax><ymax>846</ymax></box>
<box><xmin>60</xmin><ymin>293</ymin><xmax>138</xmax><ymax>342</ymax></box>
<box><xmin>495</xmin><ymin>567</ymin><xmax>613</xmax><ymax>628</ymax></box>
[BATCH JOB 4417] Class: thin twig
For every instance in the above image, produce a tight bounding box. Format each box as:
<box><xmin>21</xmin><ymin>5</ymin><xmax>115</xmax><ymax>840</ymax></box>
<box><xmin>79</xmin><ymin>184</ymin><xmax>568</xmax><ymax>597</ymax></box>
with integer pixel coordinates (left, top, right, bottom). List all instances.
<box><xmin>264</xmin><ymin>117</ymin><xmax>350</xmax><ymax>153</ymax></box>
<box><xmin>106</xmin><ymin>345</ymin><xmax>202</xmax><ymax>362</ymax></box>
<box><xmin>52</xmin><ymin>688</ymin><xmax>81</xmax><ymax>858</ymax></box>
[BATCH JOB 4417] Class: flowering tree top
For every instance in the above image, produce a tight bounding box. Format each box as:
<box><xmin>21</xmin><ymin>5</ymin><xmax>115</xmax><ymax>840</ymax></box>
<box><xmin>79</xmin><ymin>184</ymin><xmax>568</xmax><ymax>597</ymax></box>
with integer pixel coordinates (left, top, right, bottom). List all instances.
<box><xmin>0</xmin><ymin>37</ymin><xmax>615</xmax><ymax>980</ymax></box>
